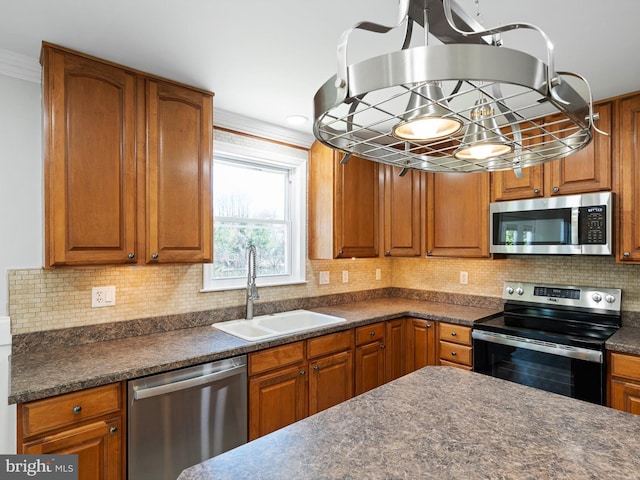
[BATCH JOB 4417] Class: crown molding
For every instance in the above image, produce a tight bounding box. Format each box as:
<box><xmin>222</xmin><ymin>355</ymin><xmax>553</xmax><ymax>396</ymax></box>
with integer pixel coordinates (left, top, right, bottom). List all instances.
<box><xmin>214</xmin><ymin>109</ymin><xmax>314</xmax><ymax>149</ymax></box>
<box><xmin>0</xmin><ymin>48</ymin><xmax>40</xmax><ymax>84</ymax></box>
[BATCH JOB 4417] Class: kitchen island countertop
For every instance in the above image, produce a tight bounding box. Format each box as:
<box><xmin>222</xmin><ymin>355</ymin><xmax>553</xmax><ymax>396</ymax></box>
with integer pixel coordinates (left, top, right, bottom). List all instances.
<box><xmin>178</xmin><ymin>367</ymin><xmax>640</xmax><ymax>480</ymax></box>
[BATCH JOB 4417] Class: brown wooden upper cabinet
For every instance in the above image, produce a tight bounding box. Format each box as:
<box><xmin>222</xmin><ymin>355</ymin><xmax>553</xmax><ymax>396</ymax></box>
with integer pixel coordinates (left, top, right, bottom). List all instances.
<box><xmin>491</xmin><ymin>101</ymin><xmax>612</xmax><ymax>201</ymax></box>
<box><xmin>308</xmin><ymin>141</ymin><xmax>380</xmax><ymax>259</ymax></box>
<box><xmin>426</xmin><ymin>172</ymin><xmax>491</xmax><ymax>258</ymax></box>
<box><xmin>42</xmin><ymin>43</ymin><xmax>213</xmax><ymax>267</ymax></box>
<box><xmin>383</xmin><ymin>165</ymin><xmax>425</xmax><ymax>257</ymax></box>
<box><xmin>617</xmin><ymin>93</ymin><xmax>640</xmax><ymax>263</ymax></box>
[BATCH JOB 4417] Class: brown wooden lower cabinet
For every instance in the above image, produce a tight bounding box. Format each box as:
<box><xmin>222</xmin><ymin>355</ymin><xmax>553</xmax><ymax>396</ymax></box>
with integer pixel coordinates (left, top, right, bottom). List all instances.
<box><xmin>17</xmin><ymin>382</ymin><xmax>125</xmax><ymax>480</ymax></box>
<box><xmin>385</xmin><ymin>318</ymin><xmax>406</xmax><ymax>382</ymax></box>
<box><xmin>248</xmin><ymin>330</ymin><xmax>354</xmax><ymax>440</ymax></box>
<box><xmin>405</xmin><ymin>318</ymin><xmax>436</xmax><ymax>373</ymax></box>
<box><xmin>608</xmin><ymin>351</ymin><xmax>640</xmax><ymax>416</ymax></box>
<box><xmin>437</xmin><ymin>323</ymin><xmax>473</xmax><ymax>370</ymax></box>
<box><xmin>354</xmin><ymin>322</ymin><xmax>386</xmax><ymax>395</ymax></box>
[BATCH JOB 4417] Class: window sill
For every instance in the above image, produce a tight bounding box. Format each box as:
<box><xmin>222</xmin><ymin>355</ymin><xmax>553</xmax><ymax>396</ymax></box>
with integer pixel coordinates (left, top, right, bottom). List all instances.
<box><xmin>200</xmin><ymin>279</ymin><xmax>308</xmax><ymax>293</ymax></box>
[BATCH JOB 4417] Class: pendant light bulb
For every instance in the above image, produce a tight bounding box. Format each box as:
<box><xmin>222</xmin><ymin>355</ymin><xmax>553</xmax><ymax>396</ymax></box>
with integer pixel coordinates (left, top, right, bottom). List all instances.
<box><xmin>454</xmin><ymin>97</ymin><xmax>513</xmax><ymax>160</ymax></box>
<box><xmin>392</xmin><ymin>82</ymin><xmax>463</xmax><ymax>142</ymax></box>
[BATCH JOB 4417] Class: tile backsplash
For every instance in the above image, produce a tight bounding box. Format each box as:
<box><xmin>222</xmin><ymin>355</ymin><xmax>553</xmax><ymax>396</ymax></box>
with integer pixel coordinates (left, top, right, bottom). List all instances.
<box><xmin>9</xmin><ymin>254</ymin><xmax>640</xmax><ymax>334</ymax></box>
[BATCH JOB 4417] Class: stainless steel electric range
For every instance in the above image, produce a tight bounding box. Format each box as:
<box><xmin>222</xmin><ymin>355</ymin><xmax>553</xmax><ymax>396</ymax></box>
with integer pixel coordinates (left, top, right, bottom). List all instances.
<box><xmin>473</xmin><ymin>281</ymin><xmax>621</xmax><ymax>405</ymax></box>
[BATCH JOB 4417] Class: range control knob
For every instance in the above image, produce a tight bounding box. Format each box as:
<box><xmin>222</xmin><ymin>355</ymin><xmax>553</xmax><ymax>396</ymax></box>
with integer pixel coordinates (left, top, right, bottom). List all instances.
<box><xmin>605</xmin><ymin>294</ymin><xmax>617</xmax><ymax>304</ymax></box>
<box><xmin>506</xmin><ymin>286</ymin><xmax>514</xmax><ymax>295</ymax></box>
<box><xmin>515</xmin><ymin>287</ymin><xmax>524</xmax><ymax>296</ymax></box>
<box><xmin>592</xmin><ymin>293</ymin><xmax>603</xmax><ymax>303</ymax></box>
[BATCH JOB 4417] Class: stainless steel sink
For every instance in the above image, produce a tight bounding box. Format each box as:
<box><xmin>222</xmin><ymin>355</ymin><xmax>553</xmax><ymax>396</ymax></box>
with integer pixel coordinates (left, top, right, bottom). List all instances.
<box><xmin>212</xmin><ymin>310</ymin><xmax>346</xmax><ymax>342</ymax></box>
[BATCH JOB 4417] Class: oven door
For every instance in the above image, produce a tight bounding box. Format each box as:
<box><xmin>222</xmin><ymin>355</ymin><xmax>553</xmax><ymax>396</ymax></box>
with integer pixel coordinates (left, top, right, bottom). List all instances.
<box><xmin>472</xmin><ymin>330</ymin><xmax>605</xmax><ymax>405</ymax></box>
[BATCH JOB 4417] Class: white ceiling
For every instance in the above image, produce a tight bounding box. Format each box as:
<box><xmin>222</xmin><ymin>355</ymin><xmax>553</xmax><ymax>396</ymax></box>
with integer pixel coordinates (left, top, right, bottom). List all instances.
<box><xmin>1</xmin><ymin>0</ymin><xmax>639</xmax><ymax>146</ymax></box>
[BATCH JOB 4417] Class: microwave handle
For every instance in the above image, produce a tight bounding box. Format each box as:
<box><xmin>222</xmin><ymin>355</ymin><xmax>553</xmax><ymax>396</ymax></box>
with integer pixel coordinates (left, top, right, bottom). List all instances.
<box><xmin>571</xmin><ymin>207</ymin><xmax>580</xmax><ymax>245</ymax></box>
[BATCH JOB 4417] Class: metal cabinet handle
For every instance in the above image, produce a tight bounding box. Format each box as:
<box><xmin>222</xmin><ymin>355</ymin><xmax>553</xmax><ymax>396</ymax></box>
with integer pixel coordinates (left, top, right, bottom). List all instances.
<box><xmin>426</xmin><ymin>250</ymin><xmax>432</xmax><ymax>256</ymax></box>
<box><xmin>451</xmin><ymin>332</ymin><xmax>457</xmax><ymax>337</ymax></box>
<box><xmin>451</xmin><ymin>351</ymin><xmax>457</xmax><ymax>356</ymax></box>
<box><xmin>369</xmin><ymin>331</ymin><xmax>376</xmax><ymax>337</ymax></box>
<box><xmin>109</xmin><ymin>426</ymin><xmax>118</xmax><ymax>435</ymax></box>
<box><xmin>72</xmin><ymin>405</ymin><xmax>82</xmax><ymax>415</ymax></box>
<box><xmin>385</xmin><ymin>250</ymin><xmax>391</xmax><ymax>256</ymax></box>
<box><xmin>337</xmin><ymin>249</ymin><xmax>344</xmax><ymax>256</ymax></box>
<box><xmin>151</xmin><ymin>253</ymin><xmax>159</xmax><ymax>260</ymax></box>
<box><xmin>299</xmin><ymin>370</ymin><xmax>306</xmax><ymax>375</ymax></box>
<box><xmin>313</xmin><ymin>365</ymin><xmax>320</xmax><ymax>371</ymax></box>
<box><xmin>533</xmin><ymin>188</ymin><xmax>540</xmax><ymax>194</ymax></box>
<box><xmin>427</xmin><ymin>323</ymin><xmax>432</xmax><ymax>328</ymax></box>
<box><xmin>623</xmin><ymin>252</ymin><xmax>631</xmax><ymax>258</ymax></box>
<box><xmin>380</xmin><ymin>344</ymin><xmax>385</xmax><ymax>349</ymax></box>
<box><xmin>553</xmin><ymin>186</ymin><xmax>560</xmax><ymax>193</ymax></box>
<box><xmin>128</xmin><ymin>253</ymin><xmax>135</xmax><ymax>259</ymax></box>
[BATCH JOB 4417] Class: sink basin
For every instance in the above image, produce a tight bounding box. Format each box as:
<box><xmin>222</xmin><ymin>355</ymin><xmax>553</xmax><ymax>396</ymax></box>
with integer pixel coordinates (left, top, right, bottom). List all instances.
<box><xmin>212</xmin><ymin>310</ymin><xmax>346</xmax><ymax>342</ymax></box>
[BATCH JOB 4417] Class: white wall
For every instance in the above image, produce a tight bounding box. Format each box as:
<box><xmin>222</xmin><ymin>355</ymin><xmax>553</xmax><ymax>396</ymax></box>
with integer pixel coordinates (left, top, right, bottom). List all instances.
<box><xmin>0</xmin><ymin>73</ymin><xmax>43</xmax><ymax>316</ymax></box>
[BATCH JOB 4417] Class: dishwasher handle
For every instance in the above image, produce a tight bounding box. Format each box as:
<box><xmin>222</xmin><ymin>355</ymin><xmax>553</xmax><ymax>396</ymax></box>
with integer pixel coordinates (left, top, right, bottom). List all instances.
<box><xmin>132</xmin><ymin>364</ymin><xmax>246</xmax><ymax>401</ymax></box>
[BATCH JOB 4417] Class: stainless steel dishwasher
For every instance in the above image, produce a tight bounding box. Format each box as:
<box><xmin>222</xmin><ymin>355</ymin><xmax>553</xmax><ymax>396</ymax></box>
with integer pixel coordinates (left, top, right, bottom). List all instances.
<box><xmin>128</xmin><ymin>355</ymin><xmax>247</xmax><ymax>480</ymax></box>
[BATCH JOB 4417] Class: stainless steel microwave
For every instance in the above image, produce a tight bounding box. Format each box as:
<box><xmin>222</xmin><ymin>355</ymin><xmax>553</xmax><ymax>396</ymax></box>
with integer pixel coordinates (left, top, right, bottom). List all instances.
<box><xmin>490</xmin><ymin>192</ymin><xmax>613</xmax><ymax>255</ymax></box>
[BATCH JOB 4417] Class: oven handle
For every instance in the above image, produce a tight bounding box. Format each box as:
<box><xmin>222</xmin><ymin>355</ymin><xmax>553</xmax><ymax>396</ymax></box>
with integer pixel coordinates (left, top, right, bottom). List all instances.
<box><xmin>472</xmin><ymin>330</ymin><xmax>603</xmax><ymax>363</ymax></box>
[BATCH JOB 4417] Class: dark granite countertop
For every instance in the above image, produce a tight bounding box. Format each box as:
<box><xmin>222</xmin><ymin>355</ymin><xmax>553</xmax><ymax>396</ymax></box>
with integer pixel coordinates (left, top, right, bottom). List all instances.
<box><xmin>178</xmin><ymin>367</ymin><xmax>640</xmax><ymax>480</ymax></box>
<box><xmin>9</xmin><ymin>298</ymin><xmax>501</xmax><ymax>404</ymax></box>
<box><xmin>606</xmin><ymin>326</ymin><xmax>640</xmax><ymax>355</ymax></box>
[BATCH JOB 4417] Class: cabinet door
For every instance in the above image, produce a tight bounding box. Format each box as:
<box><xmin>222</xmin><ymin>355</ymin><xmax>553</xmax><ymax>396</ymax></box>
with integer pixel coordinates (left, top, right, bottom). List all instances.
<box><xmin>405</xmin><ymin>318</ymin><xmax>436</xmax><ymax>373</ymax></box>
<box><xmin>144</xmin><ymin>79</ymin><xmax>213</xmax><ymax>264</ymax></box>
<box><xmin>492</xmin><ymin>165</ymin><xmax>544</xmax><ymax>201</ymax></box>
<box><xmin>545</xmin><ymin>101</ymin><xmax>612</xmax><ymax>196</ymax></box>
<box><xmin>248</xmin><ymin>364</ymin><xmax>307</xmax><ymax>441</ymax></box>
<box><xmin>355</xmin><ymin>340</ymin><xmax>386</xmax><ymax>395</ymax></box>
<box><xmin>426</xmin><ymin>172</ymin><xmax>490</xmax><ymax>257</ymax></box>
<box><xmin>618</xmin><ymin>94</ymin><xmax>640</xmax><ymax>262</ymax></box>
<box><xmin>383</xmin><ymin>166</ymin><xmax>424</xmax><ymax>257</ymax></box>
<box><xmin>335</xmin><ymin>154</ymin><xmax>380</xmax><ymax>258</ymax></box>
<box><xmin>22</xmin><ymin>418</ymin><xmax>122</xmax><ymax>480</ymax></box>
<box><xmin>42</xmin><ymin>46</ymin><xmax>137</xmax><ymax>267</ymax></box>
<box><xmin>610</xmin><ymin>379</ymin><xmax>640</xmax><ymax>416</ymax></box>
<box><xmin>491</xmin><ymin>121</ymin><xmax>545</xmax><ymax>201</ymax></box>
<box><xmin>385</xmin><ymin>319</ymin><xmax>406</xmax><ymax>382</ymax></box>
<box><xmin>309</xmin><ymin>350</ymin><xmax>354</xmax><ymax>415</ymax></box>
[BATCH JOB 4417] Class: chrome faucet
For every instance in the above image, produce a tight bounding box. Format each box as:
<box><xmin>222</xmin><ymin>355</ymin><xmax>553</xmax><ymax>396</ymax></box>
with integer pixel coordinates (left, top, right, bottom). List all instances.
<box><xmin>246</xmin><ymin>245</ymin><xmax>259</xmax><ymax>320</ymax></box>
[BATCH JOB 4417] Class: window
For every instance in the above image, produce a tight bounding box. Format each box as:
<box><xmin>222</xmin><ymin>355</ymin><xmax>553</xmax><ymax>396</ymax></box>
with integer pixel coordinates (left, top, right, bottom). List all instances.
<box><xmin>202</xmin><ymin>141</ymin><xmax>306</xmax><ymax>291</ymax></box>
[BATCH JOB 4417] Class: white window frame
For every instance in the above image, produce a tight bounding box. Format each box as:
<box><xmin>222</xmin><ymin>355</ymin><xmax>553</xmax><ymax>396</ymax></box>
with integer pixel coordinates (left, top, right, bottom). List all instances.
<box><xmin>202</xmin><ymin>140</ymin><xmax>307</xmax><ymax>292</ymax></box>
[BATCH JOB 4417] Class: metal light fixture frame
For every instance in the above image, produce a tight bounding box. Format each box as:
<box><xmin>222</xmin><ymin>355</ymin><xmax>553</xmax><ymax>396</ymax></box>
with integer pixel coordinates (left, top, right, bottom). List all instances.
<box><xmin>313</xmin><ymin>0</ymin><xmax>601</xmax><ymax>173</ymax></box>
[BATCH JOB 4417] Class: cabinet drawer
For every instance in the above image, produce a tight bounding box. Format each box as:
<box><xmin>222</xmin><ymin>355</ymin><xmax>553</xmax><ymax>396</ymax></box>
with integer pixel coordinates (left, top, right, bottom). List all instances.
<box><xmin>440</xmin><ymin>359</ymin><xmax>473</xmax><ymax>371</ymax></box>
<box><xmin>439</xmin><ymin>341</ymin><xmax>472</xmax><ymax>366</ymax></box>
<box><xmin>308</xmin><ymin>330</ymin><xmax>353</xmax><ymax>360</ymax></box>
<box><xmin>249</xmin><ymin>341</ymin><xmax>305</xmax><ymax>376</ymax></box>
<box><xmin>21</xmin><ymin>383</ymin><xmax>122</xmax><ymax>438</ymax></box>
<box><xmin>439</xmin><ymin>323</ymin><xmax>471</xmax><ymax>346</ymax></box>
<box><xmin>355</xmin><ymin>323</ymin><xmax>385</xmax><ymax>346</ymax></box>
<box><xmin>610</xmin><ymin>352</ymin><xmax>640</xmax><ymax>381</ymax></box>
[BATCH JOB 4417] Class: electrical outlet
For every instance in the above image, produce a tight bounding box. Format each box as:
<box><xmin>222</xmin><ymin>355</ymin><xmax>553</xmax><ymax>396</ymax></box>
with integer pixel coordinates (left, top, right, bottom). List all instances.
<box><xmin>92</xmin><ymin>286</ymin><xmax>116</xmax><ymax>308</ymax></box>
<box><xmin>319</xmin><ymin>271</ymin><xmax>330</xmax><ymax>285</ymax></box>
<box><xmin>375</xmin><ymin>268</ymin><xmax>381</xmax><ymax>280</ymax></box>
<box><xmin>342</xmin><ymin>270</ymin><xmax>349</xmax><ymax>283</ymax></box>
<box><xmin>460</xmin><ymin>271</ymin><xmax>468</xmax><ymax>285</ymax></box>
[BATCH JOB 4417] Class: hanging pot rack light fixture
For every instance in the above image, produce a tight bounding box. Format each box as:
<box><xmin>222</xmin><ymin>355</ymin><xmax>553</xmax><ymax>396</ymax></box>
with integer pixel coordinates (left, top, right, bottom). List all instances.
<box><xmin>313</xmin><ymin>0</ymin><xmax>605</xmax><ymax>173</ymax></box>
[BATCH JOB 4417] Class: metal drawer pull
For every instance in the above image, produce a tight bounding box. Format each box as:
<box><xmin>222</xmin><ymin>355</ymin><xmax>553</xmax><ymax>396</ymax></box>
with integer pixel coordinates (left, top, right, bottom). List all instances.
<box><xmin>313</xmin><ymin>365</ymin><xmax>320</xmax><ymax>371</ymax></box>
<box><xmin>72</xmin><ymin>405</ymin><xmax>82</xmax><ymax>414</ymax></box>
<box><xmin>451</xmin><ymin>351</ymin><xmax>457</xmax><ymax>356</ymax></box>
<box><xmin>369</xmin><ymin>331</ymin><xmax>375</xmax><ymax>336</ymax></box>
<box><xmin>109</xmin><ymin>426</ymin><xmax>118</xmax><ymax>435</ymax></box>
<box><xmin>451</xmin><ymin>332</ymin><xmax>457</xmax><ymax>336</ymax></box>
